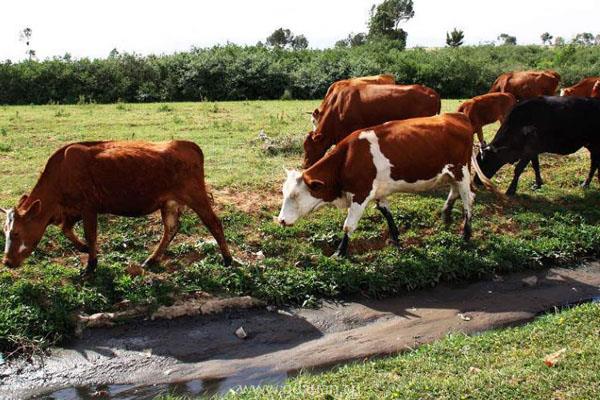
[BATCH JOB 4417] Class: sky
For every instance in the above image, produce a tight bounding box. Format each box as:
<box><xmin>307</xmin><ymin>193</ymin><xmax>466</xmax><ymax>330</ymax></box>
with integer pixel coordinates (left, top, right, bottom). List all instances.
<box><xmin>0</xmin><ymin>0</ymin><xmax>598</xmax><ymax>61</ymax></box>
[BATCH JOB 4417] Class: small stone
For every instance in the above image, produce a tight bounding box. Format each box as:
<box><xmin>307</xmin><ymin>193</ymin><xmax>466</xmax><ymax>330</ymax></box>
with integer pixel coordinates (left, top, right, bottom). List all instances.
<box><xmin>458</xmin><ymin>313</ymin><xmax>472</xmax><ymax>321</ymax></box>
<box><xmin>469</xmin><ymin>367</ymin><xmax>482</xmax><ymax>374</ymax></box>
<box><xmin>266</xmin><ymin>305</ymin><xmax>277</xmax><ymax>312</ymax></box>
<box><xmin>254</xmin><ymin>251</ymin><xmax>265</xmax><ymax>260</ymax></box>
<box><xmin>235</xmin><ymin>326</ymin><xmax>248</xmax><ymax>339</ymax></box>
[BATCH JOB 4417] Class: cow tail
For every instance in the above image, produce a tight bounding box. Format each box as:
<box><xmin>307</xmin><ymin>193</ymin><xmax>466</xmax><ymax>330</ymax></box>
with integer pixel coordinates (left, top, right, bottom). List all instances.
<box><xmin>471</xmin><ymin>146</ymin><xmax>505</xmax><ymax>199</ymax></box>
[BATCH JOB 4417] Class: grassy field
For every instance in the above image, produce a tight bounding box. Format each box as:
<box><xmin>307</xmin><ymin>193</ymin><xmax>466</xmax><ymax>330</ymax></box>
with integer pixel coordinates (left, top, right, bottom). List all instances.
<box><xmin>210</xmin><ymin>303</ymin><xmax>600</xmax><ymax>400</ymax></box>
<box><xmin>2</xmin><ymin>100</ymin><xmax>600</xmax><ymax>354</ymax></box>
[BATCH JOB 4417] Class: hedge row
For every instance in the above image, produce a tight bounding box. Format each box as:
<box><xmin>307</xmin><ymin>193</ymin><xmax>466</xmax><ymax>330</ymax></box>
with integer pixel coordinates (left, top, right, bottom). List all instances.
<box><xmin>1</xmin><ymin>43</ymin><xmax>600</xmax><ymax>104</ymax></box>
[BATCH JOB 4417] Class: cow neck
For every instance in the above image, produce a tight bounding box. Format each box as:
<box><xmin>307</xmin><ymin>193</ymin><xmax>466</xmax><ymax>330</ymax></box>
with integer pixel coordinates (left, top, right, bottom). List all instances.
<box><xmin>303</xmin><ymin>144</ymin><xmax>345</xmax><ymax>202</ymax></box>
<box><xmin>315</xmin><ymin>107</ymin><xmax>343</xmax><ymax>149</ymax></box>
<box><xmin>21</xmin><ymin>158</ymin><xmax>63</xmax><ymax>225</ymax></box>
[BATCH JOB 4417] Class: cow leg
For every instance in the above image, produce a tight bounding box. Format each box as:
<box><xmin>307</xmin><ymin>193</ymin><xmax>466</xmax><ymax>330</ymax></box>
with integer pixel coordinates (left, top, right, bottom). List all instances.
<box><xmin>376</xmin><ymin>199</ymin><xmax>400</xmax><ymax>246</ymax></box>
<box><xmin>531</xmin><ymin>155</ymin><xmax>544</xmax><ymax>189</ymax></box>
<box><xmin>82</xmin><ymin>212</ymin><xmax>98</xmax><ymax>275</ymax></box>
<box><xmin>187</xmin><ymin>190</ymin><xmax>233</xmax><ymax>267</ymax></box>
<box><xmin>456</xmin><ymin>175</ymin><xmax>475</xmax><ymax>242</ymax></box>
<box><xmin>143</xmin><ymin>201</ymin><xmax>181</xmax><ymax>267</ymax></box>
<box><xmin>506</xmin><ymin>159</ymin><xmax>531</xmax><ymax>196</ymax></box>
<box><xmin>476</xmin><ymin>128</ymin><xmax>486</xmax><ymax>148</ymax></box>
<box><xmin>442</xmin><ymin>184</ymin><xmax>460</xmax><ymax>226</ymax></box>
<box><xmin>582</xmin><ymin>151</ymin><xmax>599</xmax><ymax>189</ymax></box>
<box><xmin>61</xmin><ymin>216</ymin><xmax>89</xmax><ymax>253</ymax></box>
<box><xmin>334</xmin><ymin>200</ymin><xmax>369</xmax><ymax>257</ymax></box>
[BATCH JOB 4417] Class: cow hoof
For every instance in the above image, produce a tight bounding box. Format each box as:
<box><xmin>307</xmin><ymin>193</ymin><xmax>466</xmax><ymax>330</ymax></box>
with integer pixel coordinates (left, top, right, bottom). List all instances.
<box><xmin>223</xmin><ymin>255</ymin><xmax>233</xmax><ymax>267</ymax></box>
<box><xmin>387</xmin><ymin>238</ymin><xmax>402</xmax><ymax>249</ymax></box>
<box><xmin>332</xmin><ymin>251</ymin><xmax>348</xmax><ymax>258</ymax></box>
<box><xmin>581</xmin><ymin>182</ymin><xmax>591</xmax><ymax>190</ymax></box>
<box><xmin>531</xmin><ymin>184</ymin><xmax>543</xmax><ymax>190</ymax></box>
<box><xmin>505</xmin><ymin>189</ymin><xmax>517</xmax><ymax>197</ymax></box>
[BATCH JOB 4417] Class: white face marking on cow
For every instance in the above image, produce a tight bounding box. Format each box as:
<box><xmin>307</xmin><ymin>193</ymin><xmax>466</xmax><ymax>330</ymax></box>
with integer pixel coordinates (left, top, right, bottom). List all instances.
<box><xmin>559</xmin><ymin>89</ymin><xmax>566</xmax><ymax>97</ymax></box>
<box><xmin>3</xmin><ymin>209</ymin><xmax>15</xmax><ymax>255</ymax></box>
<box><xmin>278</xmin><ymin>170</ymin><xmax>324</xmax><ymax>226</ymax></box>
<box><xmin>18</xmin><ymin>243</ymin><xmax>27</xmax><ymax>255</ymax></box>
<box><xmin>311</xmin><ymin>115</ymin><xmax>318</xmax><ymax>131</ymax></box>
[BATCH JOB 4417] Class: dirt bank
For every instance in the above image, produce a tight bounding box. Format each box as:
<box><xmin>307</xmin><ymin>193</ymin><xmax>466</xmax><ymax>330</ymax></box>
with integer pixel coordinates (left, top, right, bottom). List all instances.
<box><xmin>2</xmin><ymin>263</ymin><xmax>600</xmax><ymax>399</ymax></box>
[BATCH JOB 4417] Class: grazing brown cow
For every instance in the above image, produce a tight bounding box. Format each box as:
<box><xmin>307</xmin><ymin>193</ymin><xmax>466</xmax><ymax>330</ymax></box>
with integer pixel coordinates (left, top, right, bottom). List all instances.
<box><xmin>304</xmin><ymin>84</ymin><xmax>441</xmax><ymax>168</ymax></box>
<box><xmin>311</xmin><ymin>74</ymin><xmax>396</xmax><ymax>129</ymax></box>
<box><xmin>457</xmin><ymin>93</ymin><xmax>516</xmax><ymax>146</ymax></box>
<box><xmin>591</xmin><ymin>81</ymin><xmax>600</xmax><ymax>98</ymax></box>
<box><xmin>560</xmin><ymin>77</ymin><xmax>600</xmax><ymax>97</ymax></box>
<box><xmin>489</xmin><ymin>70</ymin><xmax>560</xmax><ymax>101</ymax></box>
<box><xmin>280</xmin><ymin>113</ymin><xmax>494</xmax><ymax>256</ymax></box>
<box><xmin>1</xmin><ymin>141</ymin><xmax>232</xmax><ymax>274</ymax></box>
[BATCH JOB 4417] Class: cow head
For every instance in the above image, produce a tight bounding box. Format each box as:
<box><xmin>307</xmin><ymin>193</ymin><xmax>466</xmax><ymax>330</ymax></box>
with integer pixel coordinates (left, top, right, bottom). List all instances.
<box><xmin>277</xmin><ymin>170</ymin><xmax>325</xmax><ymax>226</ymax></box>
<box><xmin>2</xmin><ymin>196</ymin><xmax>46</xmax><ymax>268</ymax></box>
<box><xmin>476</xmin><ymin>145</ymin><xmax>511</xmax><ymax>182</ymax></box>
<box><xmin>560</xmin><ymin>88</ymin><xmax>572</xmax><ymax>97</ymax></box>
<box><xmin>303</xmin><ymin>131</ymin><xmax>330</xmax><ymax>169</ymax></box>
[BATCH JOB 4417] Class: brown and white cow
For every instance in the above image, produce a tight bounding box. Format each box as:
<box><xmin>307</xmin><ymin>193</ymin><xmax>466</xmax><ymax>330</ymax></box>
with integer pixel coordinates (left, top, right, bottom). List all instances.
<box><xmin>560</xmin><ymin>77</ymin><xmax>600</xmax><ymax>97</ymax></box>
<box><xmin>311</xmin><ymin>74</ymin><xmax>396</xmax><ymax>128</ymax></box>
<box><xmin>489</xmin><ymin>70</ymin><xmax>561</xmax><ymax>101</ymax></box>
<box><xmin>280</xmin><ymin>113</ymin><xmax>494</xmax><ymax>256</ymax></box>
<box><xmin>1</xmin><ymin>140</ymin><xmax>232</xmax><ymax>274</ymax></box>
<box><xmin>591</xmin><ymin>81</ymin><xmax>600</xmax><ymax>98</ymax></box>
<box><xmin>304</xmin><ymin>83</ymin><xmax>441</xmax><ymax>168</ymax></box>
<box><xmin>457</xmin><ymin>93</ymin><xmax>516</xmax><ymax>146</ymax></box>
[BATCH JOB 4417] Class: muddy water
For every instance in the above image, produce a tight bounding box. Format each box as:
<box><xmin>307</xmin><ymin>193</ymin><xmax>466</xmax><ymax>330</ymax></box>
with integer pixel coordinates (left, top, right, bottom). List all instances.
<box><xmin>5</xmin><ymin>263</ymin><xmax>600</xmax><ymax>400</ymax></box>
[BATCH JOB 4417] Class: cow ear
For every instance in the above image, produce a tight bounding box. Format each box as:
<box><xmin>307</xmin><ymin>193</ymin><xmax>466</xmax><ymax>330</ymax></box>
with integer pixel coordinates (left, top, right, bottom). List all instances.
<box><xmin>24</xmin><ymin>199</ymin><xmax>42</xmax><ymax>218</ymax></box>
<box><xmin>306</xmin><ymin>178</ymin><xmax>325</xmax><ymax>192</ymax></box>
<box><xmin>17</xmin><ymin>195</ymin><xmax>28</xmax><ymax>208</ymax></box>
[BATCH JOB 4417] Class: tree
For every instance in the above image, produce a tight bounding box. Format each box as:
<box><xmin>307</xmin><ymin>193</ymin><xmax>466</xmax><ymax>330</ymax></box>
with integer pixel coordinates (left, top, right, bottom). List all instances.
<box><xmin>266</xmin><ymin>28</ymin><xmax>308</xmax><ymax>50</ymax></box>
<box><xmin>446</xmin><ymin>28</ymin><xmax>464</xmax><ymax>47</ymax></box>
<box><xmin>368</xmin><ymin>0</ymin><xmax>414</xmax><ymax>49</ymax></box>
<box><xmin>291</xmin><ymin>35</ymin><xmax>309</xmax><ymax>50</ymax></box>
<box><xmin>595</xmin><ymin>34</ymin><xmax>600</xmax><ymax>46</ymax></box>
<box><xmin>266</xmin><ymin>28</ymin><xmax>294</xmax><ymax>48</ymax></box>
<box><xmin>572</xmin><ymin>32</ymin><xmax>594</xmax><ymax>46</ymax></box>
<box><xmin>19</xmin><ymin>27</ymin><xmax>35</xmax><ymax>60</ymax></box>
<box><xmin>498</xmin><ymin>33</ymin><xmax>517</xmax><ymax>46</ymax></box>
<box><xmin>541</xmin><ymin>32</ymin><xmax>553</xmax><ymax>45</ymax></box>
<box><xmin>335</xmin><ymin>33</ymin><xmax>367</xmax><ymax>48</ymax></box>
<box><xmin>554</xmin><ymin>36</ymin><xmax>565</xmax><ymax>46</ymax></box>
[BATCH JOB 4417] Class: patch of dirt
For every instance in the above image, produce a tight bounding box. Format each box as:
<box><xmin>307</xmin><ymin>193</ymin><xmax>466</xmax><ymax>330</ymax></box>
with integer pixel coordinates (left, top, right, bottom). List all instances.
<box><xmin>3</xmin><ymin>262</ymin><xmax>600</xmax><ymax>399</ymax></box>
<box><xmin>213</xmin><ymin>187</ymin><xmax>280</xmax><ymax>215</ymax></box>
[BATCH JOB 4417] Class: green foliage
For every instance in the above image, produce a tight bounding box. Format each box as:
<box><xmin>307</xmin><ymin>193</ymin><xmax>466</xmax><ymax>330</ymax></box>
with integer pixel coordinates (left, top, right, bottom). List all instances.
<box><xmin>446</xmin><ymin>28</ymin><xmax>464</xmax><ymax>48</ymax></box>
<box><xmin>498</xmin><ymin>33</ymin><xmax>517</xmax><ymax>46</ymax></box>
<box><xmin>2</xmin><ymin>45</ymin><xmax>600</xmax><ymax>104</ymax></box>
<box><xmin>368</xmin><ymin>0</ymin><xmax>414</xmax><ymax>48</ymax></box>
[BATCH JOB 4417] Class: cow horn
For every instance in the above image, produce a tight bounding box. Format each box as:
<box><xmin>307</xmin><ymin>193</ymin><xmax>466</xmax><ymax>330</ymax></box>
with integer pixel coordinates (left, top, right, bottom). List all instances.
<box><xmin>0</xmin><ymin>208</ymin><xmax>6</xmax><ymax>214</ymax></box>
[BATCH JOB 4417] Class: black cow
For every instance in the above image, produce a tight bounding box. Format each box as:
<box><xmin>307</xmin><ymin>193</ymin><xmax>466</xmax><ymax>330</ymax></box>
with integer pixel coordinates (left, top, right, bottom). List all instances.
<box><xmin>476</xmin><ymin>96</ymin><xmax>600</xmax><ymax>195</ymax></box>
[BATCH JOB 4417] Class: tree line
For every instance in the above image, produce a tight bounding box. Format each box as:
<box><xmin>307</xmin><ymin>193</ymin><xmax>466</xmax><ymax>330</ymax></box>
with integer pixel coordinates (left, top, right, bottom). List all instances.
<box><xmin>1</xmin><ymin>43</ymin><xmax>600</xmax><ymax>105</ymax></box>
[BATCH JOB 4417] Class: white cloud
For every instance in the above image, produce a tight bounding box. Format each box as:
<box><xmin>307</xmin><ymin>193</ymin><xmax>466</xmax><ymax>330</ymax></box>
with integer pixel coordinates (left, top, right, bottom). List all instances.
<box><xmin>0</xmin><ymin>0</ymin><xmax>598</xmax><ymax>61</ymax></box>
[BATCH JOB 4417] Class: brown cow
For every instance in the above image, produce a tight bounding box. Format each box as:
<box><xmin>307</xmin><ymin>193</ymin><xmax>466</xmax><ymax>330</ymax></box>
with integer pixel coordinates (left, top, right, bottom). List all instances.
<box><xmin>311</xmin><ymin>74</ymin><xmax>396</xmax><ymax>129</ymax></box>
<box><xmin>1</xmin><ymin>140</ymin><xmax>232</xmax><ymax>274</ymax></box>
<box><xmin>304</xmin><ymin>84</ymin><xmax>441</xmax><ymax>168</ymax></box>
<box><xmin>489</xmin><ymin>70</ymin><xmax>560</xmax><ymax>101</ymax></box>
<box><xmin>457</xmin><ymin>93</ymin><xmax>516</xmax><ymax>146</ymax></box>
<box><xmin>279</xmin><ymin>113</ymin><xmax>494</xmax><ymax>256</ymax></box>
<box><xmin>590</xmin><ymin>81</ymin><xmax>600</xmax><ymax>98</ymax></box>
<box><xmin>560</xmin><ymin>77</ymin><xmax>600</xmax><ymax>97</ymax></box>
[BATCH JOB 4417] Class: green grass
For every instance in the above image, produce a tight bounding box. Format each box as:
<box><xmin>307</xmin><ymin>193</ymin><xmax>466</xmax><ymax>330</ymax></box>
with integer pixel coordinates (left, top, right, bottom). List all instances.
<box><xmin>207</xmin><ymin>303</ymin><xmax>599</xmax><ymax>400</ymax></box>
<box><xmin>2</xmin><ymin>100</ymin><xmax>600</xmax><ymax>354</ymax></box>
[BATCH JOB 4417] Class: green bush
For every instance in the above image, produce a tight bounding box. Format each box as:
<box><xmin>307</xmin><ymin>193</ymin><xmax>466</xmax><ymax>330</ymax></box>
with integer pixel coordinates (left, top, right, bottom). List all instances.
<box><xmin>2</xmin><ymin>44</ymin><xmax>600</xmax><ymax>105</ymax></box>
